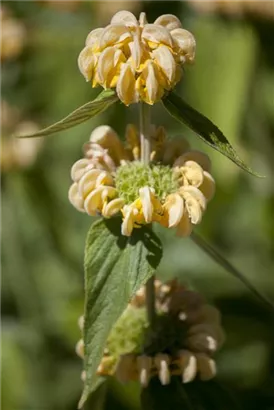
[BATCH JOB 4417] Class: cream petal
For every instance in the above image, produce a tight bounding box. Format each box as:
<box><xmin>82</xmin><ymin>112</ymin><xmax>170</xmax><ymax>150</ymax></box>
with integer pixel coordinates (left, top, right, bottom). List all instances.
<box><xmin>139</xmin><ymin>186</ymin><xmax>153</xmax><ymax>223</ymax></box>
<box><xmin>152</xmin><ymin>45</ymin><xmax>176</xmax><ymax>83</ymax></box>
<box><xmin>178</xmin><ymin>350</ymin><xmax>197</xmax><ymax>383</ymax></box>
<box><xmin>154</xmin><ymin>14</ymin><xmax>182</xmax><ymax>31</ymax></box>
<box><xmin>139</xmin><ymin>12</ymin><xmax>148</xmax><ymax>27</ymax></box>
<box><xmin>99</xmin><ymin>24</ymin><xmax>131</xmax><ymax>50</ymax></box>
<box><xmin>111</xmin><ymin>10</ymin><xmax>138</xmax><ymax>27</ymax></box>
<box><xmin>84</xmin><ymin>187</ymin><xmax>104</xmax><ymax>215</ymax></box>
<box><xmin>174</xmin><ymin>150</ymin><xmax>211</xmax><ymax>172</ymax></box>
<box><xmin>121</xmin><ymin>206</ymin><xmax>134</xmax><ymax>236</ymax></box>
<box><xmin>199</xmin><ymin>171</ymin><xmax>215</xmax><ymax>201</ymax></box>
<box><xmin>145</xmin><ymin>61</ymin><xmax>159</xmax><ymax>104</ymax></box>
<box><xmin>186</xmin><ymin>333</ymin><xmax>218</xmax><ymax>353</ymax></box>
<box><xmin>97</xmin><ymin>46</ymin><xmax>116</xmax><ymax>83</ymax></box>
<box><xmin>171</xmin><ymin>28</ymin><xmax>196</xmax><ymax>64</ymax></box>
<box><xmin>196</xmin><ymin>353</ymin><xmax>216</xmax><ymax>381</ymax></box>
<box><xmin>85</xmin><ymin>27</ymin><xmax>104</xmax><ymax>47</ymax></box>
<box><xmin>116</xmin><ymin>63</ymin><xmax>138</xmax><ymax>106</ymax></box>
<box><xmin>176</xmin><ymin>210</ymin><xmax>193</xmax><ymax>237</ymax></box>
<box><xmin>102</xmin><ymin>198</ymin><xmax>125</xmax><ymax>218</ymax></box>
<box><xmin>137</xmin><ymin>355</ymin><xmax>152</xmax><ymax>387</ymax></box>
<box><xmin>71</xmin><ymin>158</ymin><xmax>91</xmax><ymax>182</ymax></box>
<box><xmin>164</xmin><ymin>194</ymin><xmax>184</xmax><ymax>227</ymax></box>
<box><xmin>95</xmin><ymin>171</ymin><xmax>114</xmax><ymax>187</ymax></box>
<box><xmin>188</xmin><ymin>323</ymin><xmax>225</xmax><ymax>348</ymax></box>
<box><xmin>78</xmin><ymin>169</ymin><xmax>102</xmax><ymax>198</ymax></box>
<box><xmin>68</xmin><ymin>182</ymin><xmax>85</xmax><ymax>212</ymax></box>
<box><xmin>181</xmin><ymin>186</ymin><xmax>207</xmax><ymax>212</ymax></box>
<box><xmin>142</xmin><ymin>24</ymin><xmax>173</xmax><ymax>48</ymax></box>
<box><xmin>101</xmin><ymin>186</ymin><xmax>117</xmax><ymax>201</ymax></box>
<box><xmin>75</xmin><ymin>339</ymin><xmax>84</xmax><ymax>359</ymax></box>
<box><xmin>180</xmin><ymin>160</ymin><xmax>204</xmax><ymax>187</ymax></box>
<box><xmin>128</xmin><ymin>35</ymin><xmax>142</xmax><ymax>68</ymax></box>
<box><xmin>154</xmin><ymin>354</ymin><xmax>170</xmax><ymax>385</ymax></box>
<box><xmin>78</xmin><ymin>46</ymin><xmax>95</xmax><ymax>81</ymax></box>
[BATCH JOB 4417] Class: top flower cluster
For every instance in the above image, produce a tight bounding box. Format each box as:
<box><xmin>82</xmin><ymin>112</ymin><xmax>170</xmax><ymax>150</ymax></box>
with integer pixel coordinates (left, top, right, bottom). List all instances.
<box><xmin>78</xmin><ymin>11</ymin><xmax>196</xmax><ymax>105</ymax></box>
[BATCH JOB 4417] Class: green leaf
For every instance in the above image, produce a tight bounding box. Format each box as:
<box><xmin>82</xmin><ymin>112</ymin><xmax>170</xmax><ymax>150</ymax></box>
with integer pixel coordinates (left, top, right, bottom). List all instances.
<box><xmin>79</xmin><ymin>218</ymin><xmax>162</xmax><ymax>408</ymax></box>
<box><xmin>141</xmin><ymin>376</ymin><xmax>194</xmax><ymax>410</ymax></box>
<box><xmin>191</xmin><ymin>232</ymin><xmax>274</xmax><ymax>313</ymax></box>
<box><xmin>16</xmin><ymin>89</ymin><xmax>118</xmax><ymax>138</ymax></box>
<box><xmin>162</xmin><ymin>91</ymin><xmax>262</xmax><ymax>177</ymax></box>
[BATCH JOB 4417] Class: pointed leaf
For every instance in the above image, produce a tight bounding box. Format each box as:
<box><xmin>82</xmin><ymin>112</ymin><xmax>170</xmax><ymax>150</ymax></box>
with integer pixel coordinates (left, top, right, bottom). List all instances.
<box><xmin>191</xmin><ymin>232</ymin><xmax>274</xmax><ymax>312</ymax></box>
<box><xmin>162</xmin><ymin>91</ymin><xmax>262</xmax><ymax>177</ymax></box>
<box><xmin>79</xmin><ymin>218</ymin><xmax>162</xmax><ymax>408</ymax></box>
<box><xmin>17</xmin><ymin>89</ymin><xmax>118</xmax><ymax>138</ymax></box>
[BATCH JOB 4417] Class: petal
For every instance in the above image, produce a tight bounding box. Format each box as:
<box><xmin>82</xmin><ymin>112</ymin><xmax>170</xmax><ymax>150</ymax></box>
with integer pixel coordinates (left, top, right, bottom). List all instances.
<box><xmin>152</xmin><ymin>45</ymin><xmax>176</xmax><ymax>83</ymax></box>
<box><xmin>139</xmin><ymin>12</ymin><xmax>148</xmax><ymax>27</ymax></box>
<box><xmin>139</xmin><ymin>186</ymin><xmax>153</xmax><ymax>223</ymax></box>
<box><xmin>71</xmin><ymin>158</ymin><xmax>91</xmax><ymax>182</ymax></box>
<box><xmin>142</xmin><ymin>24</ymin><xmax>173</xmax><ymax>48</ymax></box>
<box><xmin>174</xmin><ymin>150</ymin><xmax>211</xmax><ymax>171</ymax></box>
<box><xmin>78</xmin><ymin>169</ymin><xmax>102</xmax><ymax>198</ymax></box>
<box><xmin>154</xmin><ymin>14</ymin><xmax>182</xmax><ymax>31</ymax></box>
<box><xmin>199</xmin><ymin>171</ymin><xmax>215</xmax><ymax>201</ymax></box>
<box><xmin>164</xmin><ymin>193</ymin><xmax>184</xmax><ymax>227</ymax></box>
<box><xmin>84</xmin><ymin>186</ymin><xmax>104</xmax><ymax>215</ymax></box>
<box><xmin>178</xmin><ymin>350</ymin><xmax>197</xmax><ymax>383</ymax></box>
<box><xmin>78</xmin><ymin>46</ymin><xmax>95</xmax><ymax>81</ymax></box>
<box><xmin>179</xmin><ymin>160</ymin><xmax>204</xmax><ymax>187</ymax></box>
<box><xmin>170</xmin><ymin>28</ymin><xmax>196</xmax><ymax>64</ymax></box>
<box><xmin>101</xmin><ymin>186</ymin><xmax>117</xmax><ymax>201</ymax></box>
<box><xmin>128</xmin><ymin>35</ymin><xmax>143</xmax><ymax>68</ymax></box>
<box><xmin>85</xmin><ymin>27</ymin><xmax>104</xmax><ymax>47</ymax></box>
<box><xmin>196</xmin><ymin>353</ymin><xmax>216</xmax><ymax>381</ymax></box>
<box><xmin>96</xmin><ymin>171</ymin><xmax>114</xmax><ymax>187</ymax></box>
<box><xmin>111</xmin><ymin>10</ymin><xmax>138</xmax><ymax>27</ymax></box>
<box><xmin>116</xmin><ymin>63</ymin><xmax>138</xmax><ymax>105</ymax></box>
<box><xmin>186</xmin><ymin>333</ymin><xmax>218</xmax><ymax>353</ymax></box>
<box><xmin>102</xmin><ymin>198</ymin><xmax>125</xmax><ymax>218</ymax></box>
<box><xmin>176</xmin><ymin>210</ymin><xmax>193</xmax><ymax>237</ymax></box>
<box><xmin>99</xmin><ymin>24</ymin><xmax>131</xmax><ymax>50</ymax></box>
<box><xmin>75</xmin><ymin>339</ymin><xmax>84</xmax><ymax>359</ymax></box>
<box><xmin>154</xmin><ymin>354</ymin><xmax>171</xmax><ymax>386</ymax></box>
<box><xmin>68</xmin><ymin>182</ymin><xmax>85</xmax><ymax>212</ymax></box>
<box><xmin>97</xmin><ymin>46</ymin><xmax>116</xmax><ymax>83</ymax></box>
<box><xmin>145</xmin><ymin>61</ymin><xmax>159</xmax><ymax>104</ymax></box>
<box><xmin>181</xmin><ymin>185</ymin><xmax>207</xmax><ymax>211</ymax></box>
<box><xmin>137</xmin><ymin>355</ymin><xmax>153</xmax><ymax>387</ymax></box>
<box><xmin>125</xmin><ymin>124</ymin><xmax>140</xmax><ymax>160</ymax></box>
<box><xmin>121</xmin><ymin>206</ymin><xmax>134</xmax><ymax>236</ymax></box>
<box><xmin>162</xmin><ymin>136</ymin><xmax>190</xmax><ymax>165</ymax></box>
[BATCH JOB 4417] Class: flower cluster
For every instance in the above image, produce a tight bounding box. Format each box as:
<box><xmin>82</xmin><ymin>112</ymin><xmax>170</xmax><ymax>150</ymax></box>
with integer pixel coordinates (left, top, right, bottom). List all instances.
<box><xmin>76</xmin><ymin>280</ymin><xmax>225</xmax><ymax>386</ymax></box>
<box><xmin>69</xmin><ymin>125</ymin><xmax>215</xmax><ymax>237</ymax></box>
<box><xmin>78</xmin><ymin>11</ymin><xmax>196</xmax><ymax>105</ymax></box>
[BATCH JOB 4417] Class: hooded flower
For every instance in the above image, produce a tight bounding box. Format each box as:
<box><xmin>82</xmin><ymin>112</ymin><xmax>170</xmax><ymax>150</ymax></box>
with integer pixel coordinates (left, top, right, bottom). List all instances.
<box><xmin>78</xmin><ymin>11</ymin><xmax>196</xmax><ymax>105</ymax></box>
<box><xmin>76</xmin><ymin>280</ymin><xmax>225</xmax><ymax>386</ymax></box>
<box><xmin>69</xmin><ymin>125</ymin><xmax>215</xmax><ymax>237</ymax></box>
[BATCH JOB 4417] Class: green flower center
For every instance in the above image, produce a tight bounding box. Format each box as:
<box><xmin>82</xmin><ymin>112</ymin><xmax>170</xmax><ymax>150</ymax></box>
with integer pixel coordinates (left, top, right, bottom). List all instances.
<box><xmin>115</xmin><ymin>162</ymin><xmax>180</xmax><ymax>204</ymax></box>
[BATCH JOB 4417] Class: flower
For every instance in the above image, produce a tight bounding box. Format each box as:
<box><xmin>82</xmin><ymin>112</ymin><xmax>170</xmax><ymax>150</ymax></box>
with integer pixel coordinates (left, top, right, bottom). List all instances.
<box><xmin>69</xmin><ymin>125</ymin><xmax>215</xmax><ymax>237</ymax></box>
<box><xmin>1</xmin><ymin>6</ymin><xmax>26</xmax><ymax>61</ymax></box>
<box><xmin>78</xmin><ymin>11</ymin><xmax>196</xmax><ymax>105</ymax></box>
<box><xmin>76</xmin><ymin>280</ymin><xmax>225</xmax><ymax>386</ymax></box>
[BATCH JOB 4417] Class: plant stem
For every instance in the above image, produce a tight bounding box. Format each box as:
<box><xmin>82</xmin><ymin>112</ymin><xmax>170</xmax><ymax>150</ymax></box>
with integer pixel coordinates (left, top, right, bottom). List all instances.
<box><xmin>139</xmin><ymin>102</ymin><xmax>156</xmax><ymax>326</ymax></box>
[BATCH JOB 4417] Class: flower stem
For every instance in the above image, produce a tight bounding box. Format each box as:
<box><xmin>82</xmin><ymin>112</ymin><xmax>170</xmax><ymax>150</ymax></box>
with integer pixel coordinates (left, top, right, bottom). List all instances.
<box><xmin>139</xmin><ymin>102</ymin><xmax>156</xmax><ymax>326</ymax></box>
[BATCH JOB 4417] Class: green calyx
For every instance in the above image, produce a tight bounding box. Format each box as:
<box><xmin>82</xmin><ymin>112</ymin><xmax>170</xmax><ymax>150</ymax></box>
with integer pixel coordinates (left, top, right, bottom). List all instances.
<box><xmin>115</xmin><ymin>161</ymin><xmax>180</xmax><ymax>204</ymax></box>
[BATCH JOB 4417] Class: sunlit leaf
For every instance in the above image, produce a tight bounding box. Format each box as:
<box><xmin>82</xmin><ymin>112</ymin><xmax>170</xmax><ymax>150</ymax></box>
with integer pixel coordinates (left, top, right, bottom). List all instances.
<box><xmin>79</xmin><ymin>218</ymin><xmax>162</xmax><ymax>408</ymax></box>
<box><xmin>191</xmin><ymin>232</ymin><xmax>274</xmax><ymax>312</ymax></box>
<box><xmin>17</xmin><ymin>89</ymin><xmax>118</xmax><ymax>138</ymax></box>
<box><xmin>162</xmin><ymin>91</ymin><xmax>262</xmax><ymax>177</ymax></box>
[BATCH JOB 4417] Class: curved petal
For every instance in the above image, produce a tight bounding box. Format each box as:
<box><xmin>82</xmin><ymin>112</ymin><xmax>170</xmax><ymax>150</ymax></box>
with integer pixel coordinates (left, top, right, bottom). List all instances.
<box><xmin>78</xmin><ymin>46</ymin><xmax>95</xmax><ymax>81</ymax></box>
<box><xmin>116</xmin><ymin>63</ymin><xmax>138</xmax><ymax>105</ymax></box>
<box><xmin>111</xmin><ymin>10</ymin><xmax>138</xmax><ymax>27</ymax></box>
<box><xmin>102</xmin><ymin>198</ymin><xmax>125</xmax><ymax>218</ymax></box>
<box><xmin>164</xmin><ymin>193</ymin><xmax>184</xmax><ymax>227</ymax></box>
<box><xmin>71</xmin><ymin>158</ymin><xmax>91</xmax><ymax>182</ymax></box>
<box><xmin>96</xmin><ymin>171</ymin><xmax>114</xmax><ymax>187</ymax></box>
<box><xmin>97</xmin><ymin>46</ymin><xmax>116</xmax><ymax>83</ymax></box>
<box><xmin>181</xmin><ymin>185</ymin><xmax>207</xmax><ymax>212</ymax></box>
<box><xmin>178</xmin><ymin>350</ymin><xmax>197</xmax><ymax>383</ymax></box>
<box><xmin>78</xmin><ymin>169</ymin><xmax>102</xmax><ymax>198</ymax></box>
<box><xmin>196</xmin><ymin>353</ymin><xmax>216</xmax><ymax>381</ymax></box>
<box><xmin>142</xmin><ymin>24</ymin><xmax>173</xmax><ymax>48</ymax></box>
<box><xmin>121</xmin><ymin>206</ymin><xmax>135</xmax><ymax>236</ymax></box>
<box><xmin>176</xmin><ymin>210</ymin><xmax>193</xmax><ymax>237</ymax></box>
<box><xmin>137</xmin><ymin>355</ymin><xmax>152</xmax><ymax>387</ymax></box>
<box><xmin>68</xmin><ymin>182</ymin><xmax>85</xmax><ymax>212</ymax></box>
<box><xmin>199</xmin><ymin>171</ymin><xmax>215</xmax><ymax>201</ymax></box>
<box><xmin>154</xmin><ymin>14</ymin><xmax>182</xmax><ymax>31</ymax></box>
<box><xmin>152</xmin><ymin>45</ymin><xmax>176</xmax><ymax>83</ymax></box>
<box><xmin>85</xmin><ymin>27</ymin><xmax>104</xmax><ymax>47</ymax></box>
<box><xmin>84</xmin><ymin>186</ymin><xmax>104</xmax><ymax>215</ymax></box>
<box><xmin>99</xmin><ymin>24</ymin><xmax>131</xmax><ymax>50</ymax></box>
<box><xmin>179</xmin><ymin>160</ymin><xmax>204</xmax><ymax>187</ymax></box>
<box><xmin>173</xmin><ymin>150</ymin><xmax>211</xmax><ymax>172</ymax></box>
<box><xmin>154</xmin><ymin>354</ymin><xmax>171</xmax><ymax>386</ymax></box>
<box><xmin>170</xmin><ymin>28</ymin><xmax>196</xmax><ymax>64</ymax></box>
<box><xmin>139</xmin><ymin>186</ymin><xmax>153</xmax><ymax>223</ymax></box>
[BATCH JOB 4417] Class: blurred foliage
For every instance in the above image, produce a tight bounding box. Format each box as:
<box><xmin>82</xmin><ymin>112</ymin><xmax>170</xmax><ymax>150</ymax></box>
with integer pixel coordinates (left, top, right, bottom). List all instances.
<box><xmin>1</xmin><ymin>1</ymin><xmax>274</xmax><ymax>410</ymax></box>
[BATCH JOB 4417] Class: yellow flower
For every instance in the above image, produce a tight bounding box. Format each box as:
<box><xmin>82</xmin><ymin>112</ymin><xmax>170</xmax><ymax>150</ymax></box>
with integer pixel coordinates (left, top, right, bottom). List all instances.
<box><xmin>78</xmin><ymin>11</ymin><xmax>196</xmax><ymax>105</ymax></box>
<box><xmin>75</xmin><ymin>280</ymin><xmax>225</xmax><ymax>385</ymax></box>
<box><xmin>68</xmin><ymin>125</ymin><xmax>215</xmax><ymax>237</ymax></box>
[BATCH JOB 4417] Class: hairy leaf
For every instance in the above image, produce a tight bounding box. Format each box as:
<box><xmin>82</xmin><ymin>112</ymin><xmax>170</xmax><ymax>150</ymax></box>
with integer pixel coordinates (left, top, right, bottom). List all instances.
<box><xmin>163</xmin><ymin>91</ymin><xmax>262</xmax><ymax>177</ymax></box>
<box><xmin>17</xmin><ymin>89</ymin><xmax>118</xmax><ymax>138</ymax></box>
<box><xmin>79</xmin><ymin>218</ymin><xmax>162</xmax><ymax>408</ymax></box>
<box><xmin>191</xmin><ymin>232</ymin><xmax>274</xmax><ymax>312</ymax></box>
